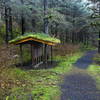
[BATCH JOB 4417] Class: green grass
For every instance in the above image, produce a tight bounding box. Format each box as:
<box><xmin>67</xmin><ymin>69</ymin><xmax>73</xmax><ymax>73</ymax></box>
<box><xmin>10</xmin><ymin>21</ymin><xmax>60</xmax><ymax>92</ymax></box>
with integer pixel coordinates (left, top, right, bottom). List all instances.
<box><xmin>80</xmin><ymin>43</ymin><xmax>96</xmax><ymax>51</ymax></box>
<box><xmin>0</xmin><ymin>53</ymin><xmax>82</xmax><ymax>100</ymax></box>
<box><xmin>50</xmin><ymin>54</ymin><xmax>82</xmax><ymax>74</ymax></box>
<box><xmin>93</xmin><ymin>54</ymin><xmax>100</xmax><ymax>64</ymax></box>
<box><xmin>87</xmin><ymin>64</ymin><xmax>100</xmax><ymax>90</ymax></box>
<box><xmin>9</xmin><ymin>33</ymin><xmax>61</xmax><ymax>44</ymax></box>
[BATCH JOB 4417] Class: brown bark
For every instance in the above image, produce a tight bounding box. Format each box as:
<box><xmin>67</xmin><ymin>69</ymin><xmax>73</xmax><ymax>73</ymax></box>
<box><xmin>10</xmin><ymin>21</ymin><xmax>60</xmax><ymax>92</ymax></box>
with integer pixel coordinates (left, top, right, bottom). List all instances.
<box><xmin>5</xmin><ymin>7</ymin><xmax>9</xmax><ymax>44</ymax></box>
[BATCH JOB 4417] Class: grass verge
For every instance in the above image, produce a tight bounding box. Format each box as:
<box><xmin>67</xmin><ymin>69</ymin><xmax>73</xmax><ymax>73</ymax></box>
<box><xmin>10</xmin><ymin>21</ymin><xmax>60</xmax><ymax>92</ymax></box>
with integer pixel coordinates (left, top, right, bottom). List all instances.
<box><xmin>87</xmin><ymin>64</ymin><xmax>100</xmax><ymax>90</ymax></box>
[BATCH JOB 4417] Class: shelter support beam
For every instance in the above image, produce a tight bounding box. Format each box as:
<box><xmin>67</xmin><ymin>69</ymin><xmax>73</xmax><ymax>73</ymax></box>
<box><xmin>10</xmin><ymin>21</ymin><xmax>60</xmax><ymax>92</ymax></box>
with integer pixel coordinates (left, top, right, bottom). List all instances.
<box><xmin>20</xmin><ymin>44</ymin><xmax>23</xmax><ymax>66</ymax></box>
<box><xmin>51</xmin><ymin>46</ymin><xmax>53</xmax><ymax>64</ymax></box>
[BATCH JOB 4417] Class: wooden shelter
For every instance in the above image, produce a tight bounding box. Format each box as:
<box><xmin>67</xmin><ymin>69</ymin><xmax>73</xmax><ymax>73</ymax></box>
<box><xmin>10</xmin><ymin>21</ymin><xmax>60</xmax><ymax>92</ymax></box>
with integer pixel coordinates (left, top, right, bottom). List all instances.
<box><xmin>9</xmin><ymin>33</ymin><xmax>60</xmax><ymax>67</ymax></box>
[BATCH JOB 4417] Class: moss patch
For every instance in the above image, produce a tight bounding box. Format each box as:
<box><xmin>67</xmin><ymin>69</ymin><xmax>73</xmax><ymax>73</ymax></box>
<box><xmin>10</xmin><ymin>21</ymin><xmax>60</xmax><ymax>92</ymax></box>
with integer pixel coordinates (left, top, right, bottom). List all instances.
<box><xmin>9</xmin><ymin>33</ymin><xmax>60</xmax><ymax>44</ymax></box>
<box><xmin>87</xmin><ymin>64</ymin><xmax>100</xmax><ymax>90</ymax></box>
<box><xmin>93</xmin><ymin>53</ymin><xmax>100</xmax><ymax>64</ymax></box>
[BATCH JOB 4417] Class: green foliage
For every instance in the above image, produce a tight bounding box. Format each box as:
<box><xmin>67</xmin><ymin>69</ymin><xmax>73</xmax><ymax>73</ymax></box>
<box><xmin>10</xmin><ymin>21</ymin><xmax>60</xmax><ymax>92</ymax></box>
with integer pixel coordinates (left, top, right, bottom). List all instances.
<box><xmin>80</xmin><ymin>43</ymin><xmax>96</xmax><ymax>51</ymax></box>
<box><xmin>50</xmin><ymin>53</ymin><xmax>82</xmax><ymax>74</ymax></box>
<box><xmin>91</xmin><ymin>20</ymin><xmax>100</xmax><ymax>27</ymax></box>
<box><xmin>0</xmin><ymin>37</ymin><xmax>4</xmax><ymax>45</ymax></box>
<box><xmin>87</xmin><ymin>52</ymin><xmax>100</xmax><ymax>90</ymax></box>
<box><xmin>93</xmin><ymin>54</ymin><xmax>100</xmax><ymax>64</ymax></box>
<box><xmin>32</xmin><ymin>85</ymin><xmax>60</xmax><ymax>100</ymax></box>
<box><xmin>0</xmin><ymin>24</ymin><xmax>6</xmax><ymax>44</ymax></box>
<box><xmin>0</xmin><ymin>0</ymin><xmax>93</xmax><ymax>44</ymax></box>
<box><xmin>6</xmin><ymin>96</ymin><xmax>9</xmax><ymax>100</ymax></box>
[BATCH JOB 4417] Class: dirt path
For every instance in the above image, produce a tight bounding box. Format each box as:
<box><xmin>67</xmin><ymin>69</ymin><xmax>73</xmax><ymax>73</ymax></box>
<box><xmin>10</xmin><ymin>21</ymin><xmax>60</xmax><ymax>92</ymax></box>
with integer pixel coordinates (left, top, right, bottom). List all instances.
<box><xmin>60</xmin><ymin>50</ymin><xmax>100</xmax><ymax>100</ymax></box>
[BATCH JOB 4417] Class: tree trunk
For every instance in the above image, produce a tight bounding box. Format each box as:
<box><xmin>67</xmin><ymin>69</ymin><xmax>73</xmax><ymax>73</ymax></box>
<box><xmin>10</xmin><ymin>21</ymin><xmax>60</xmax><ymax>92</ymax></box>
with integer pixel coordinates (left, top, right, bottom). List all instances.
<box><xmin>20</xmin><ymin>0</ymin><xmax>25</xmax><ymax>35</ymax></box>
<box><xmin>55</xmin><ymin>23</ymin><xmax>58</xmax><ymax>37</ymax></box>
<box><xmin>32</xmin><ymin>19</ymin><xmax>36</xmax><ymax>32</ymax></box>
<box><xmin>72</xmin><ymin>32</ymin><xmax>75</xmax><ymax>43</ymax></box>
<box><xmin>44</xmin><ymin>0</ymin><xmax>49</xmax><ymax>34</ymax></box>
<box><xmin>98</xmin><ymin>2</ymin><xmax>100</xmax><ymax>53</ymax></box>
<box><xmin>43</xmin><ymin>0</ymin><xmax>48</xmax><ymax>68</ymax></box>
<box><xmin>9</xmin><ymin>8</ymin><xmax>13</xmax><ymax>39</ymax></box>
<box><xmin>5</xmin><ymin>7</ymin><xmax>9</xmax><ymax>44</ymax></box>
<box><xmin>21</xmin><ymin>15</ymin><xmax>25</xmax><ymax>35</ymax></box>
<box><xmin>98</xmin><ymin>31</ymin><xmax>100</xmax><ymax>53</ymax></box>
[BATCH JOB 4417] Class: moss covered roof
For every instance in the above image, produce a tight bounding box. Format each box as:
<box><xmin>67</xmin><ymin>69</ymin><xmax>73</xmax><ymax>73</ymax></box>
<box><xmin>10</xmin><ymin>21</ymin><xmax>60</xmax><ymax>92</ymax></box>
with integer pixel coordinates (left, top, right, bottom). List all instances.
<box><xmin>98</xmin><ymin>38</ymin><xmax>100</xmax><ymax>40</ymax></box>
<box><xmin>9</xmin><ymin>33</ymin><xmax>61</xmax><ymax>45</ymax></box>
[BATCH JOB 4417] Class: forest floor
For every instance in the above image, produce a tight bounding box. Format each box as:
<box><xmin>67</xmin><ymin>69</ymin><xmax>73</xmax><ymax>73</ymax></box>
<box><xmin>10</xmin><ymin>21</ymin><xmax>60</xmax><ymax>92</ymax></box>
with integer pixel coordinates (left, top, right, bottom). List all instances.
<box><xmin>60</xmin><ymin>50</ymin><xmax>100</xmax><ymax>100</ymax></box>
<box><xmin>0</xmin><ymin>44</ymin><xmax>83</xmax><ymax>100</ymax></box>
<box><xmin>1</xmin><ymin>44</ymin><xmax>98</xmax><ymax>100</ymax></box>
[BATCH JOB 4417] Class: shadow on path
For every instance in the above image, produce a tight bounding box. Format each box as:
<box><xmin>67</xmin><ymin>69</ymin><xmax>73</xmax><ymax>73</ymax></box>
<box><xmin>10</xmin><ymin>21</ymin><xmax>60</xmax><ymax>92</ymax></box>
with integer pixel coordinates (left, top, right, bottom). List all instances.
<box><xmin>61</xmin><ymin>73</ymin><xmax>100</xmax><ymax>100</ymax></box>
<box><xmin>60</xmin><ymin>50</ymin><xmax>100</xmax><ymax>100</ymax></box>
<box><xmin>74</xmin><ymin>50</ymin><xmax>97</xmax><ymax>69</ymax></box>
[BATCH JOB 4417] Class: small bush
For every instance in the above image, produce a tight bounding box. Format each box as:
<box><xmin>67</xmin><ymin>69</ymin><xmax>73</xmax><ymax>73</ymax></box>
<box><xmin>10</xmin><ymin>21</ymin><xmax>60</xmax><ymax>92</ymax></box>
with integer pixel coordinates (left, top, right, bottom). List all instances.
<box><xmin>0</xmin><ymin>45</ymin><xmax>19</xmax><ymax>68</ymax></box>
<box><xmin>93</xmin><ymin>53</ymin><xmax>100</xmax><ymax>64</ymax></box>
<box><xmin>53</xmin><ymin>43</ymin><xmax>80</xmax><ymax>56</ymax></box>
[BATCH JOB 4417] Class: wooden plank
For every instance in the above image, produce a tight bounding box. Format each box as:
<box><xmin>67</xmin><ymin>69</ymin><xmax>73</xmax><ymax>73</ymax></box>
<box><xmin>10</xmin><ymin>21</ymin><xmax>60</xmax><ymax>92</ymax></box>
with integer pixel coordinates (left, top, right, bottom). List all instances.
<box><xmin>34</xmin><ymin>61</ymin><xmax>43</xmax><ymax>68</ymax></box>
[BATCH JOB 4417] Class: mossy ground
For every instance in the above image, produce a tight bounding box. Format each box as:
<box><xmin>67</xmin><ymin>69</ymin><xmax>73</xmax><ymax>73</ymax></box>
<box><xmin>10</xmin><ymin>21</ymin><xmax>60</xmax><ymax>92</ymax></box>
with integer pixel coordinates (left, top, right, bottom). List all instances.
<box><xmin>87</xmin><ymin>64</ymin><xmax>100</xmax><ymax>90</ymax></box>
<box><xmin>0</xmin><ymin>53</ymin><xmax>82</xmax><ymax>100</ymax></box>
<box><xmin>87</xmin><ymin>53</ymin><xmax>100</xmax><ymax>90</ymax></box>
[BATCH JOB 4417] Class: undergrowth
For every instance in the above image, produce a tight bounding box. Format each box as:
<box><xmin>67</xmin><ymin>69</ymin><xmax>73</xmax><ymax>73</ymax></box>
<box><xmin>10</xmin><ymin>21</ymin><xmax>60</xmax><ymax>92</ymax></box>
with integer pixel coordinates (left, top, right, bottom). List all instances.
<box><xmin>0</xmin><ymin>44</ymin><xmax>83</xmax><ymax>100</ymax></box>
<box><xmin>0</xmin><ymin>53</ymin><xmax>82</xmax><ymax>100</ymax></box>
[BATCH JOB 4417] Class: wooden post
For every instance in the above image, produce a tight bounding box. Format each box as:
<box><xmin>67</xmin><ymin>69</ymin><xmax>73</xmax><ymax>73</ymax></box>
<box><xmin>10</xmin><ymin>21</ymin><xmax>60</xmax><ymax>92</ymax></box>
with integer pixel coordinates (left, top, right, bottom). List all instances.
<box><xmin>47</xmin><ymin>45</ymin><xmax>49</xmax><ymax>60</ymax></box>
<box><xmin>44</xmin><ymin>44</ymin><xmax>47</xmax><ymax>64</ymax></box>
<box><xmin>20</xmin><ymin>44</ymin><xmax>23</xmax><ymax>66</ymax></box>
<box><xmin>31</xmin><ymin>44</ymin><xmax>34</xmax><ymax>66</ymax></box>
<box><xmin>36</xmin><ymin>48</ymin><xmax>38</xmax><ymax>64</ymax></box>
<box><xmin>51</xmin><ymin>46</ymin><xmax>53</xmax><ymax>64</ymax></box>
<box><xmin>42</xmin><ymin>45</ymin><xmax>44</xmax><ymax>62</ymax></box>
<box><xmin>37</xmin><ymin>48</ymin><xmax>39</xmax><ymax>64</ymax></box>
